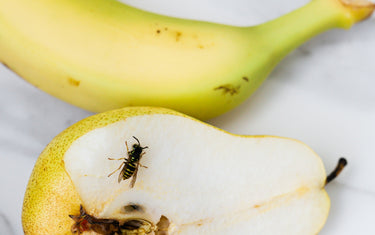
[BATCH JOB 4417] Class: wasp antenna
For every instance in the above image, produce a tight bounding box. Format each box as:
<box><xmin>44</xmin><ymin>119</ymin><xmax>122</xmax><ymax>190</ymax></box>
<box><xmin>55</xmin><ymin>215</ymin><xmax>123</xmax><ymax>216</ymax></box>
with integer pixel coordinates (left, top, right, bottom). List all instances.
<box><xmin>133</xmin><ymin>136</ymin><xmax>140</xmax><ymax>145</ymax></box>
<box><xmin>108</xmin><ymin>162</ymin><xmax>125</xmax><ymax>178</ymax></box>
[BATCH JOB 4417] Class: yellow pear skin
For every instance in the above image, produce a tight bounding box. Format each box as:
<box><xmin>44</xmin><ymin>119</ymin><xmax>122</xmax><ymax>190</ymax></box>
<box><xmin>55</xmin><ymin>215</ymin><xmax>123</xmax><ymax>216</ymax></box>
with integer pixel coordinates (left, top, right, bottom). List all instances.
<box><xmin>0</xmin><ymin>0</ymin><xmax>374</xmax><ymax>119</ymax></box>
<box><xmin>21</xmin><ymin>108</ymin><xmax>174</xmax><ymax>234</ymax></box>
<box><xmin>22</xmin><ymin>107</ymin><xmax>332</xmax><ymax>234</ymax></box>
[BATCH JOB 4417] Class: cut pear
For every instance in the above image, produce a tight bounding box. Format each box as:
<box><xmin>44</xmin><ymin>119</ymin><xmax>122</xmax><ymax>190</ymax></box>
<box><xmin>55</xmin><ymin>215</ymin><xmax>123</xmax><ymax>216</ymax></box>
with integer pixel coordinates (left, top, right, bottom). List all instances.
<box><xmin>23</xmin><ymin>107</ymin><xmax>330</xmax><ymax>234</ymax></box>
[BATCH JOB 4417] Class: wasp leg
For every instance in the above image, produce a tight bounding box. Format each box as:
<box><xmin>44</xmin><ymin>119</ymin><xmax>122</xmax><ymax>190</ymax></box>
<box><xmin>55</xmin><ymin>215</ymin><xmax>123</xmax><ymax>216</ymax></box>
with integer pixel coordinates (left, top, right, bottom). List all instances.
<box><xmin>138</xmin><ymin>152</ymin><xmax>148</xmax><ymax>168</ymax></box>
<box><xmin>108</xmin><ymin>162</ymin><xmax>125</xmax><ymax>178</ymax></box>
<box><xmin>139</xmin><ymin>163</ymin><xmax>148</xmax><ymax>168</ymax></box>
<box><xmin>125</xmin><ymin>141</ymin><xmax>130</xmax><ymax>153</ymax></box>
<box><xmin>108</xmin><ymin>157</ymin><xmax>127</xmax><ymax>161</ymax></box>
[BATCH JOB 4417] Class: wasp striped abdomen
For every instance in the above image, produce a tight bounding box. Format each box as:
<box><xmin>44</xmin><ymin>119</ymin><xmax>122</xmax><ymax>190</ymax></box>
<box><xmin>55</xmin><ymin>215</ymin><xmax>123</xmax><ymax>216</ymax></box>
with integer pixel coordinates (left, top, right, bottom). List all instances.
<box><xmin>122</xmin><ymin>162</ymin><xmax>137</xmax><ymax>180</ymax></box>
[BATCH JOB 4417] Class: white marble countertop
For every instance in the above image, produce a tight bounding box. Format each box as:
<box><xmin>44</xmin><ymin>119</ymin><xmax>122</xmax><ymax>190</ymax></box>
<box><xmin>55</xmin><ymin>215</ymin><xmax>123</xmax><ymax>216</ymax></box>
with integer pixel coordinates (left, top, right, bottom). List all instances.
<box><xmin>1</xmin><ymin>0</ymin><xmax>375</xmax><ymax>234</ymax></box>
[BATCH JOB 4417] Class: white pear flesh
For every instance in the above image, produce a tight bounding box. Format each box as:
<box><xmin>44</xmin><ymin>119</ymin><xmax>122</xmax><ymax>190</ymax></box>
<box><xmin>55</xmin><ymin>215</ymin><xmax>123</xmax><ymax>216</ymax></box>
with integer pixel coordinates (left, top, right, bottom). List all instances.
<box><xmin>64</xmin><ymin>114</ymin><xmax>329</xmax><ymax>234</ymax></box>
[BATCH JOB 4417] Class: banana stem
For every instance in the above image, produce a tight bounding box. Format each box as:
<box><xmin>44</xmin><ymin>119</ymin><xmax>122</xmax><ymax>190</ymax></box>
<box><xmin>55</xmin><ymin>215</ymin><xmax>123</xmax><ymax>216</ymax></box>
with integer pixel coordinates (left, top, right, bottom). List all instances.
<box><xmin>325</xmin><ymin>158</ymin><xmax>348</xmax><ymax>185</ymax></box>
<box><xmin>249</xmin><ymin>0</ymin><xmax>375</xmax><ymax>65</ymax></box>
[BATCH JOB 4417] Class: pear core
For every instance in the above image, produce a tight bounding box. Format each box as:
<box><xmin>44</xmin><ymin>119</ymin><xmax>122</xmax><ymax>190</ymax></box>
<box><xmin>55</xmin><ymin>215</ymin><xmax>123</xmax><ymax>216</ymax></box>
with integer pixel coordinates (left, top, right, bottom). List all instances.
<box><xmin>63</xmin><ymin>113</ymin><xmax>329</xmax><ymax>234</ymax></box>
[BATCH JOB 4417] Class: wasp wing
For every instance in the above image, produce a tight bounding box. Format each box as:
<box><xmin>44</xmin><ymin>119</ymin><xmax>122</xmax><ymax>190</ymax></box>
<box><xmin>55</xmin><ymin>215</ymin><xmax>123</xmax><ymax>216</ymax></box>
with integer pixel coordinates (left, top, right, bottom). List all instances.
<box><xmin>118</xmin><ymin>164</ymin><xmax>127</xmax><ymax>183</ymax></box>
<box><xmin>129</xmin><ymin>164</ymin><xmax>139</xmax><ymax>188</ymax></box>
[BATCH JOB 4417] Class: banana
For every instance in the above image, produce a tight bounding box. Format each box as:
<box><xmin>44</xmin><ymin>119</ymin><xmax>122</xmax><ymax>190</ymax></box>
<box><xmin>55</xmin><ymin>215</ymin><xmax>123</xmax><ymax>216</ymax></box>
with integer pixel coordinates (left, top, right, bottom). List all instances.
<box><xmin>0</xmin><ymin>0</ymin><xmax>373</xmax><ymax>120</ymax></box>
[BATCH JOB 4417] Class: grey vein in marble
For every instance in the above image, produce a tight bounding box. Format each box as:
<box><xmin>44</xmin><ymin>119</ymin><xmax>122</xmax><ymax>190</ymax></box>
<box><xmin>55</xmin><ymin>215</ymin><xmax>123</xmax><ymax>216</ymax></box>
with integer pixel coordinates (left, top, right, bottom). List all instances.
<box><xmin>0</xmin><ymin>212</ymin><xmax>15</xmax><ymax>235</ymax></box>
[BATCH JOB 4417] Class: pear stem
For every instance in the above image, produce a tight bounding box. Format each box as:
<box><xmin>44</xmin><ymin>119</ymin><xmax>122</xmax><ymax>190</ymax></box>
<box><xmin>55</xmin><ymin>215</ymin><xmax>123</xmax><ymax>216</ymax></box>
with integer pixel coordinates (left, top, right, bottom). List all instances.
<box><xmin>325</xmin><ymin>158</ymin><xmax>348</xmax><ymax>185</ymax></box>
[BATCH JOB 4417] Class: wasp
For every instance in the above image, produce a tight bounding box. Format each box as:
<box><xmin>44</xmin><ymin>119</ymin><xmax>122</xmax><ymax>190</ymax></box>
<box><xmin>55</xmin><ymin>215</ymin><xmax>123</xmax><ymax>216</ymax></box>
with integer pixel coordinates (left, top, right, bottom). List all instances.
<box><xmin>108</xmin><ymin>136</ymin><xmax>148</xmax><ymax>187</ymax></box>
<box><xmin>69</xmin><ymin>205</ymin><xmax>119</xmax><ymax>235</ymax></box>
<box><xmin>69</xmin><ymin>205</ymin><xmax>155</xmax><ymax>235</ymax></box>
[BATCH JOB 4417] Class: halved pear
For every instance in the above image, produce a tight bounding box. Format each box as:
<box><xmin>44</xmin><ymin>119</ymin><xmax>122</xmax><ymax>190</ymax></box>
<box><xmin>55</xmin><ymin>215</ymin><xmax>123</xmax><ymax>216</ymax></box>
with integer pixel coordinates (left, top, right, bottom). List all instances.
<box><xmin>23</xmin><ymin>107</ymin><xmax>331</xmax><ymax>234</ymax></box>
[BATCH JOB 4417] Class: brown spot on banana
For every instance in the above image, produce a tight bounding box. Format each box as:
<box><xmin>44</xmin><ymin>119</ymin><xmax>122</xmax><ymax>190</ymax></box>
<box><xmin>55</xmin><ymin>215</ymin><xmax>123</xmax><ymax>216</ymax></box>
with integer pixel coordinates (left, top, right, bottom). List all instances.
<box><xmin>214</xmin><ymin>84</ymin><xmax>241</xmax><ymax>96</ymax></box>
<box><xmin>67</xmin><ymin>77</ymin><xmax>81</xmax><ymax>87</ymax></box>
<box><xmin>175</xmin><ymin>32</ymin><xmax>182</xmax><ymax>42</ymax></box>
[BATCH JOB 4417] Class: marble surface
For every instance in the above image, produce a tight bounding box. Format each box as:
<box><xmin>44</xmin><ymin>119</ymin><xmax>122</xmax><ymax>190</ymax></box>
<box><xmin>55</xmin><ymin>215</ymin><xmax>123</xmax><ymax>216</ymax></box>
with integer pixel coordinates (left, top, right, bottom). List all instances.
<box><xmin>1</xmin><ymin>0</ymin><xmax>375</xmax><ymax>234</ymax></box>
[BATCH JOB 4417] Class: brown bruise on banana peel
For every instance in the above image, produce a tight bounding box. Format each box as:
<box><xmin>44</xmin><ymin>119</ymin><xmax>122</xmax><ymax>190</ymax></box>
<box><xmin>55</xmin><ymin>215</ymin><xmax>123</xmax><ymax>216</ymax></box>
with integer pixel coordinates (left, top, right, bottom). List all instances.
<box><xmin>214</xmin><ymin>84</ymin><xmax>241</xmax><ymax>96</ymax></box>
<box><xmin>152</xmin><ymin>26</ymin><xmax>210</xmax><ymax>49</ymax></box>
<box><xmin>214</xmin><ymin>76</ymin><xmax>249</xmax><ymax>96</ymax></box>
<box><xmin>175</xmin><ymin>32</ymin><xmax>182</xmax><ymax>42</ymax></box>
<box><xmin>22</xmin><ymin>107</ymin><xmax>186</xmax><ymax>235</ymax></box>
<box><xmin>68</xmin><ymin>78</ymin><xmax>81</xmax><ymax>87</ymax></box>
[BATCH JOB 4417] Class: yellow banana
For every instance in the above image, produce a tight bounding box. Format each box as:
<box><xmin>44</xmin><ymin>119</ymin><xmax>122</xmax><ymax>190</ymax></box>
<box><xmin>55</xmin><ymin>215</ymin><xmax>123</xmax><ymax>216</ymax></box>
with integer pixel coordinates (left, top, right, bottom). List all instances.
<box><xmin>0</xmin><ymin>0</ymin><xmax>373</xmax><ymax>120</ymax></box>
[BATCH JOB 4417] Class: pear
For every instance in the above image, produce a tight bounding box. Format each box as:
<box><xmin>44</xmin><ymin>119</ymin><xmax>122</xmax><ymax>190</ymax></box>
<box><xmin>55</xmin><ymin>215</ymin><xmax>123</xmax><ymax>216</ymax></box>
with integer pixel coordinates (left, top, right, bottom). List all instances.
<box><xmin>0</xmin><ymin>0</ymin><xmax>374</xmax><ymax>120</ymax></box>
<box><xmin>22</xmin><ymin>107</ymin><xmax>346</xmax><ymax>234</ymax></box>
